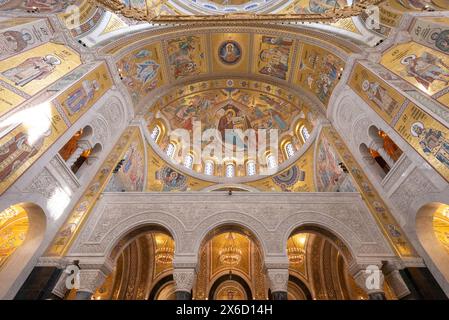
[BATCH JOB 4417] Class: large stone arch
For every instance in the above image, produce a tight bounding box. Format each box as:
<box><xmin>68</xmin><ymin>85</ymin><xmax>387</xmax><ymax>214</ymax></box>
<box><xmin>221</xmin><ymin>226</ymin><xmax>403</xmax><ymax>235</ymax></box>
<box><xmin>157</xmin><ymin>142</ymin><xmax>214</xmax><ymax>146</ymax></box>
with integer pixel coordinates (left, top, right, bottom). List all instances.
<box><xmin>402</xmin><ymin>191</ymin><xmax>449</xmax><ymax>297</ymax></box>
<box><xmin>190</xmin><ymin>211</ymin><xmax>270</xmax><ymax>259</ymax></box>
<box><xmin>0</xmin><ymin>202</ymin><xmax>47</xmax><ymax>299</ymax></box>
<box><xmin>277</xmin><ymin>210</ymin><xmax>388</xmax><ymax>264</ymax></box>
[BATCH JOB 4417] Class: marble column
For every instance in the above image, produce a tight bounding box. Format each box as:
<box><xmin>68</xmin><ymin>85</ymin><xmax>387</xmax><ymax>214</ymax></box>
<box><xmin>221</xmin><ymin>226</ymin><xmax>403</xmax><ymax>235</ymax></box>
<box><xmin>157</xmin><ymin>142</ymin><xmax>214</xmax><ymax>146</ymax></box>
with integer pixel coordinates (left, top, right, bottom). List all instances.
<box><xmin>66</xmin><ymin>140</ymin><xmax>91</xmax><ymax>168</ymax></box>
<box><xmin>75</xmin><ymin>269</ymin><xmax>107</xmax><ymax>300</ymax></box>
<box><xmin>173</xmin><ymin>268</ymin><xmax>195</xmax><ymax>300</ymax></box>
<box><xmin>267</xmin><ymin>269</ymin><xmax>289</xmax><ymax>300</ymax></box>
<box><xmin>351</xmin><ymin>264</ymin><xmax>386</xmax><ymax>300</ymax></box>
<box><xmin>369</xmin><ymin>139</ymin><xmax>395</xmax><ymax>168</ymax></box>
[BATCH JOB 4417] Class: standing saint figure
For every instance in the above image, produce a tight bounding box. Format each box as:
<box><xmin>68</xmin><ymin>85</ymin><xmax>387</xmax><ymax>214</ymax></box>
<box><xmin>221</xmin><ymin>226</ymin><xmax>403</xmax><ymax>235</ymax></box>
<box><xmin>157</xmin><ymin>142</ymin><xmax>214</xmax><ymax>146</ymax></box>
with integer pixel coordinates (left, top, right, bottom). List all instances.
<box><xmin>1</xmin><ymin>54</ymin><xmax>60</xmax><ymax>87</ymax></box>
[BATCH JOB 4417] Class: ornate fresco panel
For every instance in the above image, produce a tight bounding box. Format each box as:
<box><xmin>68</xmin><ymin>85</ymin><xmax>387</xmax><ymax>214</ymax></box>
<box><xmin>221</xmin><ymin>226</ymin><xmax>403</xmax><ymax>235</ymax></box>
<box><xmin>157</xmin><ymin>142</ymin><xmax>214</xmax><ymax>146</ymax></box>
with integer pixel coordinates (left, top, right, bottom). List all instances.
<box><xmin>315</xmin><ymin>132</ymin><xmax>357</xmax><ymax>192</ymax></box>
<box><xmin>0</xmin><ymin>103</ymin><xmax>68</xmax><ymax>195</ymax></box>
<box><xmin>165</xmin><ymin>35</ymin><xmax>207</xmax><ymax>81</ymax></box>
<box><xmin>278</xmin><ymin>0</ymin><xmax>348</xmax><ymax>14</ymax></box>
<box><xmin>294</xmin><ymin>43</ymin><xmax>344</xmax><ymax>107</ymax></box>
<box><xmin>0</xmin><ymin>42</ymin><xmax>81</xmax><ymax>96</ymax></box>
<box><xmin>394</xmin><ymin>102</ymin><xmax>449</xmax><ymax>182</ymax></box>
<box><xmin>146</xmin><ymin>141</ymin><xmax>214</xmax><ymax>192</ymax></box>
<box><xmin>410</xmin><ymin>17</ymin><xmax>449</xmax><ymax>55</ymax></box>
<box><xmin>245</xmin><ymin>142</ymin><xmax>315</xmax><ymax>192</ymax></box>
<box><xmin>55</xmin><ymin>63</ymin><xmax>113</xmax><ymax>124</ymax></box>
<box><xmin>380</xmin><ymin>41</ymin><xmax>449</xmax><ymax>105</ymax></box>
<box><xmin>0</xmin><ymin>0</ymin><xmax>76</xmax><ymax>12</ymax></box>
<box><xmin>349</xmin><ymin>63</ymin><xmax>407</xmax><ymax>123</ymax></box>
<box><xmin>105</xmin><ymin>128</ymin><xmax>146</xmax><ymax>192</ymax></box>
<box><xmin>0</xmin><ymin>18</ymin><xmax>54</xmax><ymax>61</ymax></box>
<box><xmin>116</xmin><ymin>42</ymin><xmax>165</xmax><ymax>106</ymax></box>
<box><xmin>211</xmin><ymin>33</ymin><xmax>249</xmax><ymax>73</ymax></box>
<box><xmin>253</xmin><ymin>34</ymin><xmax>295</xmax><ymax>81</ymax></box>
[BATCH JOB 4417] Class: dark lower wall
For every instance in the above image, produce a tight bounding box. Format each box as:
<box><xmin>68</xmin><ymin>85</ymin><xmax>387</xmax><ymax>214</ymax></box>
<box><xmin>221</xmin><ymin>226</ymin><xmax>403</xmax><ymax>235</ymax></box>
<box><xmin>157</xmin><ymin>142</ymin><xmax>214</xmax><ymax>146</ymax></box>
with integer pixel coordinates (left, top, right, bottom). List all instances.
<box><xmin>400</xmin><ymin>267</ymin><xmax>448</xmax><ymax>300</ymax></box>
<box><xmin>14</xmin><ymin>267</ymin><xmax>62</xmax><ymax>300</ymax></box>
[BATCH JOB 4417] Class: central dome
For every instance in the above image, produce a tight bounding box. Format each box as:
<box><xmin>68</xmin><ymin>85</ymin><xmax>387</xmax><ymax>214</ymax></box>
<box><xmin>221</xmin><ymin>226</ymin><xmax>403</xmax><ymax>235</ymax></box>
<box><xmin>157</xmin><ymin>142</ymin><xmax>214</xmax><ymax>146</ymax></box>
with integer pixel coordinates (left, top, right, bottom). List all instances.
<box><xmin>144</xmin><ymin>78</ymin><xmax>317</xmax><ymax>180</ymax></box>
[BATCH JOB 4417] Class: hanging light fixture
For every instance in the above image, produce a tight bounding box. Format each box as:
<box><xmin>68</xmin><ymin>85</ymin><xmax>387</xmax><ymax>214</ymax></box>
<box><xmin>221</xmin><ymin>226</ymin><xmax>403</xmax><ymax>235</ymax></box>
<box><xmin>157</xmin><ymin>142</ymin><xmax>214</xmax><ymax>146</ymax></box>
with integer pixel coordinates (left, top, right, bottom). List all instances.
<box><xmin>91</xmin><ymin>0</ymin><xmax>384</xmax><ymax>25</ymax></box>
<box><xmin>155</xmin><ymin>238</ymin><xmax>175</xmax><ymax>264</ymax></box>
<box><xmin>219</xmin><ymin>232</ymin><xmax>242</xmax><ymax>267</ymax></box>
<box><xmin>287</xmin><ymin>235</ymin><xmax>306</xmax><ymax>264</ymax></box>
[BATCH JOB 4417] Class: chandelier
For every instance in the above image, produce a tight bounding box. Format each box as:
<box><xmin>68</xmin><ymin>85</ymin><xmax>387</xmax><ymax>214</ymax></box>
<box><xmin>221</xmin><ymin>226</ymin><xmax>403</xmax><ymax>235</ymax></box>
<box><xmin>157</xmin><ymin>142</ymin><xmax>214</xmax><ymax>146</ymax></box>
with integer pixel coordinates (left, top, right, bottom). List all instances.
<box><xmin>91</xmin><ymin>0</ymin><xmax>385</xmax><ymax>24</ymax></box>
<box><xmin>155</xmin><ymin>239</ymin><xmax>175</xmax><ymax>264</ymax></box>
<box><xmin>287</xmin><ymin>235</ymin><xmax>306</xmax><ymax>264</ymax></box>
<box><xmin>219</xmin><ymin>233</ymin><xmax>242</xmax><ymax>267</ymax></box>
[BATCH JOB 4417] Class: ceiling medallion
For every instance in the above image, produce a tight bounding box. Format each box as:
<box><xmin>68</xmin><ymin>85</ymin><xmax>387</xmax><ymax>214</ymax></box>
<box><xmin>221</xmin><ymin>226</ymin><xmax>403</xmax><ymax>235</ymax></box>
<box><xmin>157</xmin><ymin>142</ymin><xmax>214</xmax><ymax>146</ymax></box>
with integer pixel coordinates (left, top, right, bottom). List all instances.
<box><xmin>219</xmin><ymin>232</ymin><xmax>242</xmax><ymax>266</ymax></box>
<box><xmin>91</xmin><ymin>0</ymin><xmax>384</xmax><ymax>24</ymax></box>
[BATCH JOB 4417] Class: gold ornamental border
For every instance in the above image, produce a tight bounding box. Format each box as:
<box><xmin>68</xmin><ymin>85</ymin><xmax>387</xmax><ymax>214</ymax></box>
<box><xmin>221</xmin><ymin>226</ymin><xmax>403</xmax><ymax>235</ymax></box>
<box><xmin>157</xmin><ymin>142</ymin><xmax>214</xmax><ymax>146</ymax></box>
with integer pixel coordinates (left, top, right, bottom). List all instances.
<box><xmin>91</xmin><ymin>0</ymin><xmax>384</xmax><ymax>24</ymax></box>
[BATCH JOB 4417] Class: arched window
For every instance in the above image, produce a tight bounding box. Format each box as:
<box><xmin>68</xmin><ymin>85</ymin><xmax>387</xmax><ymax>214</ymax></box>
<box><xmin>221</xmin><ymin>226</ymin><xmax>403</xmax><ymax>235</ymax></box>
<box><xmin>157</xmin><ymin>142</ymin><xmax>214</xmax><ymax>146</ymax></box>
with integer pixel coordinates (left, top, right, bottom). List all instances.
<box><xmin>266</xmin><ymin>154</ymin><xmax>277</xmax><ymax>169</ymax></box>
<box><xmin>300</xmin><ymin>126</ymin><xmax>310</xmax><ymax>142</ymax></box>
<box><xmin>204</xmin><ymin>160</ymin><xmax>214</xmax><ymax>176</ymax></box>
<box><xmin>150</xmin><ymin>125</ymin><xmax>161</xmax><ymax>142</ymax></box>
<box><xmin>284</xmin><ymin>142</ymin><xmax>295</xmax><ymax>158</ymax></box>
<box><xmin>183</xmin><ymin>154</ymin><xmax>194</xmax><ymax>169</ymax></box>
<box><xmin>246</xmin><ymin>160</ymin><xmax>256</xmax><ymax>176</ymax></box>
<box><xmin>166</xmin><ymin>143</ymin><xmax>176</xmax><ymax>159</ymax></box>
<box><xmin>225</xmin><ymin>163</ymin><xmax>235</xmax><ymax>178</ymax></box>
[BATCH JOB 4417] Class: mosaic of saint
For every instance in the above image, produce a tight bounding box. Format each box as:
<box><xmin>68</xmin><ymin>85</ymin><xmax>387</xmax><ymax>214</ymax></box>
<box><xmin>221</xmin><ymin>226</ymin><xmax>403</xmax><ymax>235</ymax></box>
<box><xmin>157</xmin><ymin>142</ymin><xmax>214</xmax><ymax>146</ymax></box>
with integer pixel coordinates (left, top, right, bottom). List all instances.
<box><xmin>166</xmin><ymin>36</ymin><xmax>206</xmax><ymax>80</ymax></box>
<box><xmin>218</xmin><ymin>40</ymin><xmax>242</xmax><ymax>65</ymax></box>
<box><xmin>0</xmin><ymin>0</ymin><xmax>76</xmax><ymax>12</ymax></box>
<box><xmin>380</xmin><ymin>42</ymin><xmax>449</xmax><ymax>96</ymax></box>
<box><xmin>295</xmin><ymin>44</ymin><xmax>344</xmax><ymax>106</ymax></box>
<box><xmin>105</xmin><ymin>137</ymin><xmax>145</xmax><ymax>192</ymax></box>
<box><xmin>0</xmin><ymin>19</ymin><xmax>53</xmax><ymax>60</ymax></box>
<box><xmin>394</xmin><ymin>103</ymin><xmax>449</xmax><ymax>182</ymax></box>
<box><xmin>255</xmin><ymin>36</ymin><xmax>294</xmax><ymax>80</ymax></box>
<box><xmin>283</xmin><ymin>0</ymin><xmax>347</xmax><ymax>14</ymax></box>
<box><xmin>316</xmin><ymin>134</ymin><xmax>357</xmax><ymax>192</ymax></box>
<box><xmin>349</xmin><ymin>63</ymin><xmax>406</xmax><ymax>123</ymax></box>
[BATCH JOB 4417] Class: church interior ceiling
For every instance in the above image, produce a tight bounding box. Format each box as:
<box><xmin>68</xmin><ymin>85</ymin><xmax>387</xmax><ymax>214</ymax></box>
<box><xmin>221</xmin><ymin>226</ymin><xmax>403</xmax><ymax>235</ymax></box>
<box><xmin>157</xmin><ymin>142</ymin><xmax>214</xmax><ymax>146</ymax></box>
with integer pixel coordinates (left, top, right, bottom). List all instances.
<box><xmin>115</xmin><ymin>31</ymin><xmax>347</xmax><ymax>112</ymax></box>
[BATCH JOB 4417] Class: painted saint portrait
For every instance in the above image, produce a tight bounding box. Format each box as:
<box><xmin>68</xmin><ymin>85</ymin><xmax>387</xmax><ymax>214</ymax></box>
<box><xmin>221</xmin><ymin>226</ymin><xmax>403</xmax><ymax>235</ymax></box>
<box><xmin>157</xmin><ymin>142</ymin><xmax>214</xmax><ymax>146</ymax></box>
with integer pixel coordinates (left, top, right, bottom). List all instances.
<box><xmin>400</xmin><ymin>53</ymin><xmax>449</xmax><ymax>90</ymax></box>
<box><xmin>316</xmin><ymin>135</ymin><xmax>357</xmax><ymax>192</ymax></box>
<box><xmin>0</xmin><ymin>0</ymin><xmax>76</xmax><ymax>12</ymax></box>
<box><xmin>218</xmin><ymin>40</ymin><xmax>242</xmax><ymax>65</ymax></box>
<box><xmin>156</xmin><ymin>166</ymin><xmax>187</xmax><ymax>192</ymax></box>
<box><xmin>362</xmin><ymin>79</ymin><xmax>398</xmax><ymax>116</ymax></box>
<box><xmin>63</xmin><ymin>79</ymin><xmax>100</xmax><ymax>116</ymax></box>
<box><xmin>0</xmin><ymin>30</ymin><xmax>32</xmax><ymax>57</ymax></box>
<box><xmin>217</xmin><ymin>105</ymin><xmax>252</xmax><ymax>150</ymax></box>
<box><xmin>0</xmin><ymin>131</ymin><xmax>46</xmax><ymax>181</ymax></box>
<box><xmin>1</xmin><ymin>54</ymin><xmax>60</xmax><ymax>87</ymax></box>
<box><xmin>258</xmin><ymin>36</ymin><xmax>293</xmax><ymax>80</ymax></box>
<box><xmin>167</xmin><ymin>36</ymin><xmax>205</xmax><ymax>80</ymax></box>
<box><xmin>411</xmin><ymin>121</ymin><xmax>449</xmax><ymax>169</ymax></box>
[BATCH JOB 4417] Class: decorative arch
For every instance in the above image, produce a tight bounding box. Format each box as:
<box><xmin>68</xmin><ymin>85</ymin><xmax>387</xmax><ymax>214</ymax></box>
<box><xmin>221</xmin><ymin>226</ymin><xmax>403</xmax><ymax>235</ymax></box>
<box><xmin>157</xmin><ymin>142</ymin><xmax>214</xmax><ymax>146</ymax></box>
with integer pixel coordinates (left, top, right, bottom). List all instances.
<box><xmin>415</xmin><ymin>202</ymin><xmax>449</xmax><ymax>296</ymax></box>
<box><xmin>0</xmin><ymin>203</ymin><xmax>46</xmax><ymax>299</ymax></box>
<box><xmin>191</xmin><ymin>213</ymin><xmax>269</xmax><ymax>259</ymax></box>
